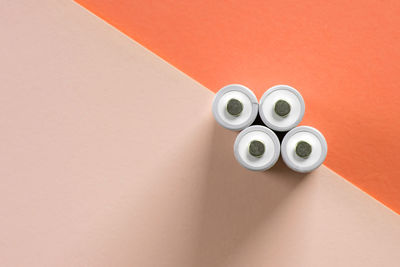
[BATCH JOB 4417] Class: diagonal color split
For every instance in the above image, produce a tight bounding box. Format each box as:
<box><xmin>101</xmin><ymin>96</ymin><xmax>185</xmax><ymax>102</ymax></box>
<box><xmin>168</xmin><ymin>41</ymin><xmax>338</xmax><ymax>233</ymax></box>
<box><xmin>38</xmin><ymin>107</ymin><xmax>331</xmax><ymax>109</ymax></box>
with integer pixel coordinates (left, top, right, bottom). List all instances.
<box><xmin>75</xmin><ymin>0</ymin><xmax>400</xmax><ymax>213</ymax></box>
<box><xmin>0</xmin><ymin>0</ymin><xmax>398</xmax><ymax>266</ymax></box>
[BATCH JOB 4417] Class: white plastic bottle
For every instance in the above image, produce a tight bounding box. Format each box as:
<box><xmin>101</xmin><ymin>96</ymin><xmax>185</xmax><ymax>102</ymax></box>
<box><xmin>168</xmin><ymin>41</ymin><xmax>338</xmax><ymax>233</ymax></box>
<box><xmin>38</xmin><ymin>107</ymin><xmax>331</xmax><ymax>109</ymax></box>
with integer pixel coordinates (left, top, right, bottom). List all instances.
<box><xmin>234</xmin><ymin>125</ymin><xmax>280</xmax><ymax>171</ymax></box>
<box><xmin>259</xmin><ymin>85</ymin><xmax>305</xmax><ymax>132</ymax></box>
<box><xmin>281</xmin><ymin>126</ymin><xmax>327</xmax><ymax>173</ymax></box>
<box><xmin>212</xmin><ymin>84</ymin><xmax>258</xmax><ymax>131</ymax></box>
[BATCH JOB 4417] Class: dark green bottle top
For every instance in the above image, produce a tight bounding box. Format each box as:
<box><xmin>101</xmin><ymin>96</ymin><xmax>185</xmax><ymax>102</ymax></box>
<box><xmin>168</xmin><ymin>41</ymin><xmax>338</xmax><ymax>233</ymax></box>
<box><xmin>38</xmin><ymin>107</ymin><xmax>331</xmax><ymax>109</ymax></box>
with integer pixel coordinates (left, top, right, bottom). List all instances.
<box><xmin>226</xmin><ymin>98</ymin><xmax>243</xmax><ymax>116</ymax></box>
<box><xmin>296</xmin><ymin>141</ymin><xmax>312</xmax><ymax>158</ymax></box>
<box><xmin>274</xmin><ymin>99</ymin><xmax>291</xmax><ymax>117</ymax></box>
<box><xmin>249</xmin><ymin>140</ymin><xmax>265</xmax><ymax>157</ymax></box>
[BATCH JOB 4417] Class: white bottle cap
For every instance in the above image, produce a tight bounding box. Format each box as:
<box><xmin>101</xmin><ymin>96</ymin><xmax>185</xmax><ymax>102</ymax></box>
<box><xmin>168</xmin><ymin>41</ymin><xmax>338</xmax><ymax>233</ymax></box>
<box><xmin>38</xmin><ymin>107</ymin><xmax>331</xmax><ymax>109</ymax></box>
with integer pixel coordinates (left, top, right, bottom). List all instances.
<box><xmin>212</xmin><ymin>84</ymin><xmax>258</xmax><ymax>131</ymax></box>
<box><xmin>234</xmin><ymin>125</ymin><xmax>280</xmax><ymax>171</ymax></box>
<box><xmin>281</xmin><ymin>126</ymin><xmax>328</xmax><ymax>173</ymax></box>
<box><xmin>259</xmin><ymin>85</ymin><xmax>305</xmax><ymax>132</ymax></box>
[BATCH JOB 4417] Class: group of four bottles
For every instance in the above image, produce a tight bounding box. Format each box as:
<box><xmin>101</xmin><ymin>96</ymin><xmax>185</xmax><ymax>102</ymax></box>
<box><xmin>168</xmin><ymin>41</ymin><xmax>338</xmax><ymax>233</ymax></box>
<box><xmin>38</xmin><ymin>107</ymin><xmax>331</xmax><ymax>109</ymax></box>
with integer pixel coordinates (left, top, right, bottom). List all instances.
<box><xmin>212</xmin><ymin>84</ymin><xmax>327</xmax><ymax>173</ymax></box>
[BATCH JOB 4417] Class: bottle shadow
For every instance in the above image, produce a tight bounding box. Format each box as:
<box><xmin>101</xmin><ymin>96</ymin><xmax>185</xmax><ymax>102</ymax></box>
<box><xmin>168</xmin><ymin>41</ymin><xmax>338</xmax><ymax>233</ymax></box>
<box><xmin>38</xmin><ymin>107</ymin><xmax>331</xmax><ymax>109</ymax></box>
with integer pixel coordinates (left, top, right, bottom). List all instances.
<box><xmin>192</xmin><ymin>122</ymin><xmax>309</xmax><ymax>266</ymax></box>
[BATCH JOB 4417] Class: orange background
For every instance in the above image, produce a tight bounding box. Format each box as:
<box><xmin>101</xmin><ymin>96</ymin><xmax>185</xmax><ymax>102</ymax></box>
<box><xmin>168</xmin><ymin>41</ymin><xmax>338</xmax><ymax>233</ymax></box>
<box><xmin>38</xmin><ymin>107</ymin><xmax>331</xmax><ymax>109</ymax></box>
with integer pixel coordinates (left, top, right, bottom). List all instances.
<box><xmin>76</xmin><ymin>0</ymin><xmax>400</xmax><ymax>213</ymax></box>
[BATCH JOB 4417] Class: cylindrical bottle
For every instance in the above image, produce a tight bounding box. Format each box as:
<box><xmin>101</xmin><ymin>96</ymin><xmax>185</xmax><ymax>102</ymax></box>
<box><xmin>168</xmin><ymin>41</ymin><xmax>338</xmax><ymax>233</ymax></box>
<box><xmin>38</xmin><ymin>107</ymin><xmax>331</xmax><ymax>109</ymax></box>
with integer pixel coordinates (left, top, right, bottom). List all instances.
<box><xmin>281</xmin><ymin>126</ymin><xmax>327</xmax><ymax>173</ymax></box>
<box><xmin>259</xmin><ymin>85</ymin><xmax>305</xmax><ymax>132</ymax></box>
<box><xmin>234</xmin><ymin>125</ymin><xmax>280</xmax><ymax>171</ymax></box>
<box><xmin>212</xmin><ymin>84</ymin><xmax>258</xmax><ymax>131</ymax></box>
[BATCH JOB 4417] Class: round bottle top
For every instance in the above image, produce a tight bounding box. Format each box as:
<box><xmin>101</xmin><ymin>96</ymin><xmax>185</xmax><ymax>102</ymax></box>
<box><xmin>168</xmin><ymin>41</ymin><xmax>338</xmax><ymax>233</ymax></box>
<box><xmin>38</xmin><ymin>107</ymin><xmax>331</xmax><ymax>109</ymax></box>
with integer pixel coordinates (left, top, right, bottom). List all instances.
<box><xmin>234</xmin><ymin>125</ymin><xmax>280</xmax><ymax>171</ymax></box>
<box><xmin>259</xmin><ymin>85</ymin><xmax>305</xmax><ymax>132</ymax></box>
<box><xmin>212</xmin><ymin>84</ymin><xmax>258</xmax><ymax>131</ymax></box>
<box><xmin>281</xmin><ymin>126</ymin><xmax>328</xmax><ymax>173</ymax></box>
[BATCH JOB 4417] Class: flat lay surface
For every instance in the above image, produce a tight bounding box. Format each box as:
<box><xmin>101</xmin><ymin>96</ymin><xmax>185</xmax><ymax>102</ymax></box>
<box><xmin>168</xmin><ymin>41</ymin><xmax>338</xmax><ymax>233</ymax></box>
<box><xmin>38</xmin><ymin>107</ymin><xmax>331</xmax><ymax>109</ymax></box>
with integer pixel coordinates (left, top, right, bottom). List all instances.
<box><xmin>0</xmin><ymin>1</ymin><xmax>399</xmax><ymax>266</ymax></box>
<box><xmin>76</xmin><ymin>0</ymin><xmax>400</xmax><ymax>213</ymax></box>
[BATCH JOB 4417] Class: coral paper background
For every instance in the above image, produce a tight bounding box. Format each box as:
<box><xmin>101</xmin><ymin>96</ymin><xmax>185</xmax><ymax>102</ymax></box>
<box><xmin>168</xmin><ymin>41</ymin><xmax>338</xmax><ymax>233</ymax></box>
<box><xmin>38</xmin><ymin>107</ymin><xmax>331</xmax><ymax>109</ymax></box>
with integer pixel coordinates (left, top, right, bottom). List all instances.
<box><xmin>75</xmin><ymin>0</ymin><xmax>400</xmax><ymax>213</ymax></box>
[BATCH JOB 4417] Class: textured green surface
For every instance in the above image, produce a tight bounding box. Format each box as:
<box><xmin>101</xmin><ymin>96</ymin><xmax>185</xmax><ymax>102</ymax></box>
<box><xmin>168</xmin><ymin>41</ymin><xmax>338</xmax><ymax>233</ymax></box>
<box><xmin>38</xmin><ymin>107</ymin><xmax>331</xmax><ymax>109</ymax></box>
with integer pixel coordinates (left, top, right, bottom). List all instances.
<box><xmin>296</xmin><ymin>141</ymin><xmax>312</xmax><ymax>158</ymax></box>
<box><xmin>249</xmin><ymin>140</ymin><xmax>265</xmax><ymax>157</ymax></box>
<box><xmin>274</xmin><ymin>99</ymin><xmax>291</xmax><ymax>117</ymax></box>
<box><xmin>227</xmin><ymin>98</ymin><xmax>243</xmax><ymax>116</ymax></box>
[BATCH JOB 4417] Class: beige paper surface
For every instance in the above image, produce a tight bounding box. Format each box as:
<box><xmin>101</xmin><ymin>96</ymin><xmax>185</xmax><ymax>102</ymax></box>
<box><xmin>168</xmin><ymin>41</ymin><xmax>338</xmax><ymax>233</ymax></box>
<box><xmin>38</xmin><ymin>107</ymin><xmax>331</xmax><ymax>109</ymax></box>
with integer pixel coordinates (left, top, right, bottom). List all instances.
<box><xmin>0</xmin><ymin>1</ymin><xmax>399</xmax><ymax>266</ymax></box>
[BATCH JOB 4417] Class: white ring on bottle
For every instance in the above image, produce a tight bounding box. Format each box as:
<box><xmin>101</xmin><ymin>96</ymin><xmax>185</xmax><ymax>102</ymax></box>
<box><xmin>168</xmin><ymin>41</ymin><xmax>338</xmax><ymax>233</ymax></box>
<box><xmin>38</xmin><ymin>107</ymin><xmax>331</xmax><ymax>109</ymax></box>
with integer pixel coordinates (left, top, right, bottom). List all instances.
<box><xmin>259</xmin><ymin>85</ymin><xmax>305</xmax><ymax>132</ymax></box>
<box><xmin>281</xmin><ymin>126</ymin><xmax>327</xmax><ymax>173</ymax></box>
<box><xmin>234</xmin><ymin>125</ymin><xmax>280</xmax><ymax>171</ymax></box>
<box><xmin>212</xmin><ymin>84</ymin><xmax>258</xmax><ymax>131</ymax></box>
